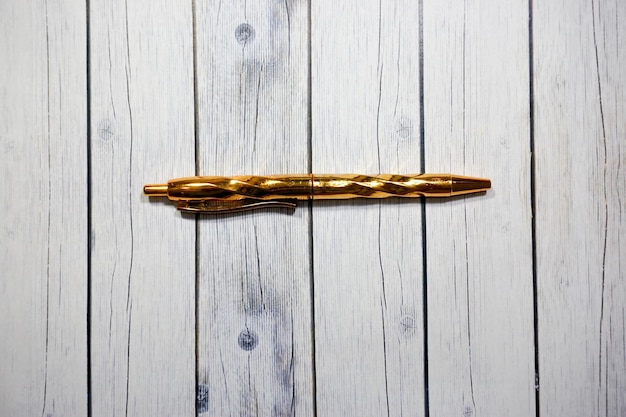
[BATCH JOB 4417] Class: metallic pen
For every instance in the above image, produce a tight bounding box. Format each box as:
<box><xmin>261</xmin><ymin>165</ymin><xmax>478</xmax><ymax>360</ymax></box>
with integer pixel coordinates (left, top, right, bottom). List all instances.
<box><xmin>143</xmin><ymin>173</ymin><xmax>491</xmax><ymax>213</ymax></box>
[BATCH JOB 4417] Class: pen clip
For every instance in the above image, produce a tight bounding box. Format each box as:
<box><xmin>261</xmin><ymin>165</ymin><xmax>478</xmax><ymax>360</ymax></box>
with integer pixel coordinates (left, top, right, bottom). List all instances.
<box><xmin>176</xmin><ymin>199</ymin><xmax>298</xmax><ymax>214</ymax></box>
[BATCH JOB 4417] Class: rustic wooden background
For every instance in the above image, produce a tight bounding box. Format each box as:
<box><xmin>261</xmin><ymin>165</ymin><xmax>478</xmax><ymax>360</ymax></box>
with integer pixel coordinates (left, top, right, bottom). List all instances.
<box><xmin>1</xmin><ymin>0</ymin><xmax>624</xmax><ymax>416</ymax></box>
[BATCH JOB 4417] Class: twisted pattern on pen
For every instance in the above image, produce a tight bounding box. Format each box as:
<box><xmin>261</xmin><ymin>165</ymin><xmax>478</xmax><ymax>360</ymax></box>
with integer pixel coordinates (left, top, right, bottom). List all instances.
<box><xmin>312</xmin><ymin>174</ymin><xmax>448</xmax><ymax>199</ymax></box>
<box><xmin>209</xmin><ymin>176</ymin><xmax>308</xmax><ymax>199</ymax></box>
<box><xmin>168</xmin><ymin>175</ymin><xmax>312</xmax><ymax>200</ymax></box>
<box><xmin>171</xmin><ymin>174</ymin><xmax>450</xmax><ymax>200</ymax></box>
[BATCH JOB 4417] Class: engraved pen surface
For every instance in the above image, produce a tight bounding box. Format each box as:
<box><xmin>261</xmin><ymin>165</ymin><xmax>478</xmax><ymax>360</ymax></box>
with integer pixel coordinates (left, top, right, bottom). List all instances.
<box><xmin>144</xmin><ymin>174</ymin><xmax>490</xmax><ymax>212</ymax></box>
<box><xmin>311</xmin><ymin>174</ymin><xmax>490</xmax><ymax>198</ymax></box>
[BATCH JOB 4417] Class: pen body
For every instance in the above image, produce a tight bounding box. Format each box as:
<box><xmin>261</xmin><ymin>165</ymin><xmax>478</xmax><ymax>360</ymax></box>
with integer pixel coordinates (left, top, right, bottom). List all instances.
<box><xmin>166</xmin><ymin>175</ymin><xmax>313</xmax><ymax>201</ymax></box>
<box><xmin>151</xmin><ymin>174</ymin><xmax>490</xmax><ymax>201</ymax></box>
<box><xmin>313</xmin><ymin>174</ymin><xmax>455</xmax><ymax>199</ymax></box>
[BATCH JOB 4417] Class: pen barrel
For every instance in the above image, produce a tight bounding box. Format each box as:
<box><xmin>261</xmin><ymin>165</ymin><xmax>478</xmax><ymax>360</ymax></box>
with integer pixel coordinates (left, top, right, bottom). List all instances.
<box><xmin>160</xmin><ymin>174</ymin><xmax>490</xmax><ymax>201</ymax></box>
<box><xmin>313</xmin><ymin>174</ymin><xmax>454</xmax><ymax>199</ymax></box>
<box><xmin>165</xmin><ymin>175</ymin><xmax>313</xmax><ymax>201</ymax></box>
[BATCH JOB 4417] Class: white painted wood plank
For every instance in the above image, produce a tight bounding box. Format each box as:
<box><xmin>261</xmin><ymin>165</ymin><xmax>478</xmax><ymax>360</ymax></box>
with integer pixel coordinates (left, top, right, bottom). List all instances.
<box><xmin>195</xmin><ymin>1</ymin><xmax>313</xmax><ymax>415</ymax></box>
<box><xmin>89</xmin><ymin>0</ymin><xmax>196</xmax><ymax>415</ymax></box>
<box><xmin>0</xmin><ymin>1</ymin><xmax>87</xmax><ymax>415</ymax></box>
<box><xmin>533</xmin><ymin>0</ymin><xmax>626</xmax><ymax>415</ymax></box>
<box><xmin>311</xmin><ymin>1</ymin><xmax>425</xmax><ymax>415</ymax></box>
<box><xmin>423</xmin><ymin>1</ymin><xmax>535</xmax><ymax>416</ymax></box>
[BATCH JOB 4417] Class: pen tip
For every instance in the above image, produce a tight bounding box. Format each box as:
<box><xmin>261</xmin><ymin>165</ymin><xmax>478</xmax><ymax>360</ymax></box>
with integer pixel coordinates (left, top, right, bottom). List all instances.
<box><xmin>450</xmin><ymin>176</ymin><xmax>491</xmax><ymax>196</ymax></box>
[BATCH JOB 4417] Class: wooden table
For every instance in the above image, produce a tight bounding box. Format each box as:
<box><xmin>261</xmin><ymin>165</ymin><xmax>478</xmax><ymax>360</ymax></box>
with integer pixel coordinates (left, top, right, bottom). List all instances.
<box><xmin>1</xmin><ymin>0</ymin><xmax>624</xmax><ymax>416</ymax></box>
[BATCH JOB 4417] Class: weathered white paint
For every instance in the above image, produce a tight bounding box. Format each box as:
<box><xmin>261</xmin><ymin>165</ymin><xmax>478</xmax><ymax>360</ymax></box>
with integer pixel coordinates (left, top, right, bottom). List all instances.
<box><xmin>311</xmin><ymin>1</ymin><xmax>425</xmax><ymax>415</ymax></box>
<box><xmin>2</xmin><ymin>1</ymin><xmax>626</xmax><ymax>416</ymax></box>
<box><xmin>194</xmin><ymin>0</ymin><xmax>314</xmax><ymax>415</ymax></box>
<box><xmin>89</xmin><ymin>0</ymin><xmax>196</xmax><ymax>415</ymax></box>
<box><xmin>534</xmin><ymin>0</ymin><xmax>626</xmax><ymax>416</ymax></box>
<box><xmin>0</xmin><ymin>1</ymin><xmax>88</xmax><ymax>415</ymax></box>
<box><xmin>423</xmin><ymin>1</ymin><xmax>536</xmax><ymax>416</ymax></box>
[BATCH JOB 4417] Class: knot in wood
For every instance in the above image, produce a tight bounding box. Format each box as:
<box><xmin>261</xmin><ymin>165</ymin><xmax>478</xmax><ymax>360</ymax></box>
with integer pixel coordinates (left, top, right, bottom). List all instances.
<box><xmin>235</xmin><ymin>23</ymin><xmax>255</xmax><ymax>45</ymax></box>
<box><xmin>238</xmin><ymin>329</ymin><xmax>258</xmax><ymax>351</ymax></box>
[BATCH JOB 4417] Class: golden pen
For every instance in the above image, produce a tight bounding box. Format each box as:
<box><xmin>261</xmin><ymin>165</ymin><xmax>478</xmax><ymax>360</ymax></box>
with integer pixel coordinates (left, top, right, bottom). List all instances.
<box><xmin>143</xmin><ymin>173</ymin><xmax>490</xmax><ymax>213</ymax></box>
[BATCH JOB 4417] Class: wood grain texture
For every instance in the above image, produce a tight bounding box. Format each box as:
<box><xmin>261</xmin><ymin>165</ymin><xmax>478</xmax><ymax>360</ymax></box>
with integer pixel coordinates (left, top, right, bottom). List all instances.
<box><xmin>423</xmin><ymin>0</ymin><xmax>536</xmax><ymax>416</ymax></box>
<box><xmin>0</xmin><ymin>1</ymin><xmax>87</xmax><ymax>415</ymax></box>
<box><xmin>533</xmin><ymin>0</ymin><xmax>626</xmax><ymax>415</ymax></box>
<box><xmin>194</xmin><ymin>1</ymin><xmax>313</xmax><ymax>415</ymax></box>
<box><xmin>311</xmin><ymin>1</ymin><xmax>425</xmax><ymax>415</ymax></box>
<box><xmin>89</xmin><ymin>0</ymin><xmax>196</xmax><ymax>415</ymax></box>
<box><xmin>5</xmin><ymin>2</ymin><xmax>626</xmax><ymax>416</ymax></box>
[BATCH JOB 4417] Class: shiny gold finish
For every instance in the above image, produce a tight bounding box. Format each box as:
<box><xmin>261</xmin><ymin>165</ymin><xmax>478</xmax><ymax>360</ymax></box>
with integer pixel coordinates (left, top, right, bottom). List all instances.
<box><xmin>176</xmin><ymin>199</ymin><xmax>298</xmax><ymax>213</ymax></box>
<box><xmin>143</xmin><ymin>184</ymin><xmax>169</xmax><ymax>196</ymax></box>
<box><xmin>143</xmin><ymin>173</ymin><xmax>490</xmax><ymax>213</ymax></box>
